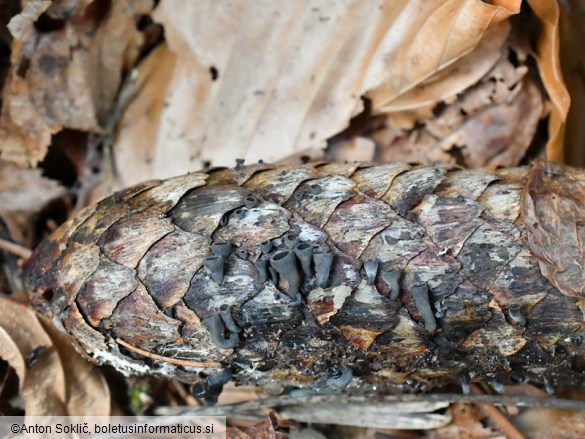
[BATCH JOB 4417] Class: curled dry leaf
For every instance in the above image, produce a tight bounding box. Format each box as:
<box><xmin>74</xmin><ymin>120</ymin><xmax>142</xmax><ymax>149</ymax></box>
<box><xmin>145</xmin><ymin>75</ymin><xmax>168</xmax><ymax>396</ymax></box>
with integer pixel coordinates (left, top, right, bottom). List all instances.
<box><xmin>25</xmin><ymin>161</ymin><xmax>585</xmax><ymax>397</ymax></box>
<box><xmin>369</xmin><ymin>37</ymin><xmax>544</xmax><ymax>168</ymax></box>
<box><xmin>522</xmin><ymin>160</ymin><xmax>585</xmax><ymax>299</ymax></box>
<box><xmin>331</xmin><ymin>1</ymin><xmax>570</xmax><ymax>168</ymax></box>
<box><xmin>559</xmin><ymin>0</ymin><xmax>585</xmax><ymax>167</ymax></box>
<box><xmin>527</xmin><ymin>0</ymin><xmax>571</xmax><ymax>162</ymax></box>
<box><xmin>366</xmin><ymin>0</ymin><xmax>520</xmax><ymax>108</ymax></box>
<box><xmin>377</xmin><ymin>20</ymin><xmax>511</xmax><ymax>112</ymax></box>
<box><xmin>113</xmin><ymin>0</ymin><xmax>520</xmax><ymax>185</ymax></box>
<box><xmin>0</xmin><ymin>0</ymin><xmax>153</xmax><ymax>167</ymax></box>
<box><xmin>0</xmin><ymin>296</ymin><xmax>109</xmax><ymax>415</ymax></box>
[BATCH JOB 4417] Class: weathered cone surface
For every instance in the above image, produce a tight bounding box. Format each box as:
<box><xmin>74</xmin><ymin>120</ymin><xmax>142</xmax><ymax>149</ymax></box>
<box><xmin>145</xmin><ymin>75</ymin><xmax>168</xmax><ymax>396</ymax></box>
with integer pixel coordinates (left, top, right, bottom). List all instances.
<box><xmin>26</xmin><ymin>160</ymin><xmax>585</xmax><ymax>394</ymax></box>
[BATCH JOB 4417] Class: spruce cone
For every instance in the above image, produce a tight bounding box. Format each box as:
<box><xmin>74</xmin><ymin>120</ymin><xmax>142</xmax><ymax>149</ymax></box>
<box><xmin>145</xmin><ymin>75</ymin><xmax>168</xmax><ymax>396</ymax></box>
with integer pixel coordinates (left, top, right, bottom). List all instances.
<box><xmin>26</xmin><ymin>160</ymin><xmax>585</xmax><ymax>395</ymax></box>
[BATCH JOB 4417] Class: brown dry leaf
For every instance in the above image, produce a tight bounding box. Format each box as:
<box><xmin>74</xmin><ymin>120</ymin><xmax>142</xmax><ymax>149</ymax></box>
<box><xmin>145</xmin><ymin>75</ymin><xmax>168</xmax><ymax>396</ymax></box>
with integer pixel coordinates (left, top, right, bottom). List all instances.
<box><xmin>527</xmin><ymin>0</ymin><xmax>571</xmax><ymax>163</ymax></box>
<box><xmin>559</xmin><ymin>0</ymin><xmax>585</xmax><ymax>167</ymax></box>
<box><xmin>367</xmin><ymin>0</ymin><xmax>520</xmax><ymax>109</ymax></box>
<box><xmin>226</xmin><ymin>418</ymin><xmax>286</xmax><ymax>439</ymax></box>
<box><xmin>513</xmin><ymin>406</ymin><xmax>585</xmax><ymax>439</ymax></box>
<box><xmin>429</xmin><ymin>403</ymin><xmax>504</xmax><ymax>438</ymax></box>
<box><xmin>0</xmin><ymin>296</ymin><xmax>110</xmax><ymax>415</ymax></box>
<box><xmin>0</xmin><ymin>0</ymin><xmax>153</xmax><ymax>168</ymax></box>
<box><xmin>0</xmin><ymin>160</ymin><xmax>67</xmax><ymax>246</ymax></box>
<box><xmin>39</xmin><ymin>315</ymin><xmax>110</xmax><ymax>415</ymax></box>
<box><xmin>522</xmin><ymin>160</ymin><xmax>585</xmax><ymax>298</ymax></box>
<box><xmin>370</xmin><ymin>39</ymin><xmax>543</xmax><ymax>168</ymax></box>
<box><xmin>113</xmin><ymin>0</ymin><xmax>520</xmax><ymax>185</ymax></box>
<box><xmin>378</xmin><ymin>20</ymin><xmax>511</xmax><ymax>112</ymax></box>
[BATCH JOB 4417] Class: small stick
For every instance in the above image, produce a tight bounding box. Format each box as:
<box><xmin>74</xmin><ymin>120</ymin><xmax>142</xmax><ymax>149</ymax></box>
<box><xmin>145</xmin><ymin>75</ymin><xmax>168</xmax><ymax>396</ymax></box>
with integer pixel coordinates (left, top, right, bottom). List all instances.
<box><xmin>116</xmin><ymin>338</ymin><xmax>222</xmax><ymax>368</ymax></box>
<box><xmin>0</xmin><ymin>238</ymin><xmax>32</xmax><ymax>260</ymax></box>
<box><xmin>170</xmin><ymin>380</ymin><xmax>201</xmax><ymax>407</ymax></box>
<box><xmin>471</xmin><ymin>384</ymin><xmax>526</xmax><ymax>439</ymax></box>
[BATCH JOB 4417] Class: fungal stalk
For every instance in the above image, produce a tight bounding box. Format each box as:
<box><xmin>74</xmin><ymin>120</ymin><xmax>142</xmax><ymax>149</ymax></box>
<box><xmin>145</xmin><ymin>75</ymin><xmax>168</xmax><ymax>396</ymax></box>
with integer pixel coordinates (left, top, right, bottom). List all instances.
<box><xmin>270</xmin><ymin>250</ymin><xmax>301</xmax><ymax>300</ymax></box>
<box><xmin>508</xmin><ymin>304</ymin><xmax>526</xmax><ymax>327</ymax></box>
<box><xmin>294</xmin><ymin>242</ymin><xmax>313</xmax><ymax>277</ymax></box>
<box><xmin>260</xmin><ymin>240</ymin><xmax>273</xmax><ymax>254</ymax></box>
<box><xmin>314</xmin><ymin>250</ymin><xmax>333</xmax><ymax>288</ymax></box>
<box><xmin>284</xmin><ymin>232</ymin><xmax>300</xmax><ymax>249</ymax></box>
<box><xmin>204</xmin><ymin>256</ymin><xmax>225</xmax><ymax>284</ymax></box>
<box><xmin>254</xmin><ymin>257</ymin><xmax>268</xmax><ymax>284</ymax></box>
<box><xmin>211</xmin><ymin>242</ymin><xmax>232</xmax><ymax>257</ymax></box>
<box><xmin>219</xmin><ymin>304</ymin><xmax>241</xmax><ymax>333</ymax></box>
<box><xmin>363</xmin><ymin>259</ymin><xmax>379</xmax><ymax>285</ymax></box>
<box><xmin>382</xmin><ymin>270</ymin><xmax>401</xmax><ymax>300</ymax></box>
<box><xmin>202</xmin><ymin>314</ymin><xmax>239</xmax><ymax>349</ymax></box>
<box><xmin>411</xmin><ymin>283</ymin><xmax>437</xmax><ymax>332</ymax></box>
<box><xmin>244</xmin><ymin>195</ymin><xmax>258</xmax><ymax>208</ymax></box>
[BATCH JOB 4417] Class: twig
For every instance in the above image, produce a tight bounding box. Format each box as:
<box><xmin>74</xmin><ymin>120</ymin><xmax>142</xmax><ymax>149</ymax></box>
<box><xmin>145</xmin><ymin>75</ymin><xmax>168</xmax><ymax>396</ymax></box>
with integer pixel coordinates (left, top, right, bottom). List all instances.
<box><xmin>170</xmin><ymin>380</ymin><xmax>201</xmax><ymax>407</ymax></box>
<box><xmin>115</xmin><ymin>338</ymin><xmax>222</xmax><ymax>368</ymax></box>
<box><xmin>155</xmin><ymin>391</ymin><xmax>585</xmax><ymax>416</ymax></box>
<box><xmin>0</xmin><ymin>238</ymin><xmax>32</xmax><ymax>260</ymax></box>
<box><xmin>472</xmin><ymin>384</ymin><xmax>526</xmax><ymax>439</ymax></box>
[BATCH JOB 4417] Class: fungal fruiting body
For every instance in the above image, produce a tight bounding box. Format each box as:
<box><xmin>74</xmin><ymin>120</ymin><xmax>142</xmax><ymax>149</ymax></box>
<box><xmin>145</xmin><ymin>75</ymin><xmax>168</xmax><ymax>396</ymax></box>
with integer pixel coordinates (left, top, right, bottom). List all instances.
<box><xmin>25</xmin><ymin>161</ymin><xmax>585</xmax><ymax>396</ymax></box>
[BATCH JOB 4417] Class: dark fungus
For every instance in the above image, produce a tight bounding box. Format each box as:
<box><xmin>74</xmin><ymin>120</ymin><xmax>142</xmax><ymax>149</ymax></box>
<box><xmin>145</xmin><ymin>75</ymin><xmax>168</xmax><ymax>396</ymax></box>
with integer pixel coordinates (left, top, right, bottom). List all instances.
<box><xmin>219</xmin><ymin>304</ymin><xmax>241</xmax><ymax>333</ymax></box>
<box><xmin>202</xmin><ymin>314</ymin><xmax>239</xmax><ymax>349</ymax></box>
<box><xmin>544</xmin><ymin>378</ymin><xmax>555</xmax><ymax>395</ymax></box>
<box><xmin>508</xmin><ymin>304</ymin><xmax>526</xmax><ymax>327</ymax></box>
<box><xmin>270</xmin><ymin>250</ymin><xmax>301</xmax><ymax>300</ymax></box>
<box><xmin>254</xmin><ymin>257</ymin><xmax>268</xmax><ymax>284</ymax></box>
<box><xmin>310</xmin><ymin>184</ymin><xmax>322</xmax><ymax>194</ymax></box>
<box><xmin>363</xmin><ymin>259</ymin><xmax>379</xmax><ymax>285</ymax></box>
<box><xmin>192</xmin><ymin>369</ymin><xmax>231</xmax><ymax>405</ymax></box>
<box><xmin>314</xmin><ymin>367</ymin><xmax>353</xmax><ymax>391</ymax></box>
<box><xmin>204</xmin><ymin>256</ymin><xmax>225</xmax><ymax>284</ymax></box>
<box><xmin>460</xmin><ymin>372</ymin><xmax>471</xmax><ymax>395</ymax></box>
<box><xmin>260</xmin><ymin>240</ymin><xmax>273</xmax><ymax>254</ymax></box>
<box><xmin>294</xmin><ymin>242</ymin><xmax>313</xmax><ymax>277</ymax></box>
<box><xmin>211</xmin><ymin>242</ymin><xmax>232</xmax><ymax>257</ymax></box>
<box><xmin>244</xmin><ymin>195</ymin><xmax>258</xmax><ymax>209</ymax></box>
<box><xmin>233</xmin><ymin>209</ymin><xmax>246</xmax><ymax>220</ymax></box>
<box><xmin>191</xmin><ymin>382</ymin><xmax>207</xmax><ymax>398</ymax></box>
<box><xmin>314</xmin><ymin>250</ymin><xmax>333</xmax><ymax>288</ymax></box>
<box><xmin>382</xmin><ymin>270</ymin><xmax>401</xmax><ymax>300</ymax></box>
<box><xmin>434</xmin><ymin>300</ymin><xmax>445</xmax><ymax>318</ymax></box>
<box><xmin>284</xmin><ymin>232</ymin><xmax>300</xmax><ymax>249</ymax></box>
<box><xmin>269</xmin><ymin>266</ymin><xmax>278</xmax><ymax>284</ymax></box>
<box><xmin>490</xmin><ymin>379</ymin><xmax>504</xmax><ymax>394</ymax></box>
<box><xmin>206</xmin><ymin>369</ymin><xmax>232</xmax><ymax>388</ymax></box>
<box><xmin>236</xmin><ymin>249</ymin><xmax>248</xmax><ymax>260</ymax></box>
<box><xmin>411</xmin><ymin>283</ymin><xmax>437</xmax><ymax>332</ymax></box>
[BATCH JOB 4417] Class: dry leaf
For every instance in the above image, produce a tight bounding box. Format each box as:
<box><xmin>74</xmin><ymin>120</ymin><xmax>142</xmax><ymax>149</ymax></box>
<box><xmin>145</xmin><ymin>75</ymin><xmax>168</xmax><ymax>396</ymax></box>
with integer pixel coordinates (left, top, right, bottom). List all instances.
<box><xmin>0</xmin><ymin>160</ymin><xmax>67</xmax><ymax>246</ymax></box>
<box><xmin>367</xmin><ymin>0</ymin><xmax>520</xmax><ymax>109</ymax></box>
<box><xmin>0</xmin><ymin>297</ymin><xmax>66</xmax><ymax>415</ymax></box>
<box><xmin>39</xmin><ymin>315</ymin><xmax>110</xmax><ymax>416</ymax></box>
<box><xmin>0</xmin><ymin>0</ymin><xmax>153</xmax><ymax>167</ymax></box>
<box><xmin>527</xmin><ymin>0</ymin><xmax>571</xmax><ymax>163</ymax></box>
<box><xmin>522</xmin><ymin>160</ymin><xmax>585</xmax><ymax>299</ymax></box>
<box><xmin>227</xmin><ymin>418</ymin><xmax>286</xmax><ymax>439</ymax></box>
<box><xmin>559</xmin><ymin>0</ymin><xmax>585</xmax><ymax>167</ymax></box>
<box><xmin>429</xmin><ymin>403</ymin><xmax>504</xmax><ymax>438</ymax></box>
<box><xmin>369</xmin><ymin>39</ymin><xmax>543</xmax><ymax>168</ymax></box>
<box><xmin>113</xmin><ymin>0</ymin><xmax>521</xmax><ymax>185</ymax></box>
<box><xmin>378</xmin><ymin>20</ymin><xmax>511</xmax><ymax>112</ymax></box>
<box><xmin>513</xmin><ymin>407</ymin><xmax>585</xmax><ymax>439</ymax></box>
<box><xmin>0</xmin><ymin>296</ymin><xmax>110</xmax><ymax>415</ymax></box>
